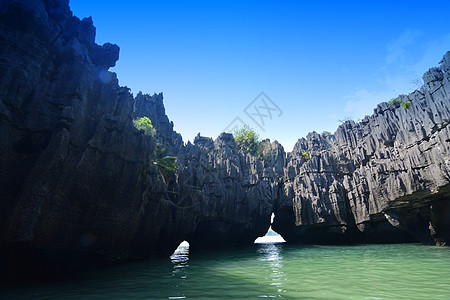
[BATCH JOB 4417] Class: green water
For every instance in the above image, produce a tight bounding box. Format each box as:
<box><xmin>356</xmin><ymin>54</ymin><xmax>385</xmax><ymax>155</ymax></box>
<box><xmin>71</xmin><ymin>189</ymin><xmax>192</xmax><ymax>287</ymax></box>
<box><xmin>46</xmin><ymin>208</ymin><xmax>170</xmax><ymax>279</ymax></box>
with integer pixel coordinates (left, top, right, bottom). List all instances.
<box><xmin>2</xmin><ymin>243</ymin><xmax>450</xmax><ymax>299</ymax></box>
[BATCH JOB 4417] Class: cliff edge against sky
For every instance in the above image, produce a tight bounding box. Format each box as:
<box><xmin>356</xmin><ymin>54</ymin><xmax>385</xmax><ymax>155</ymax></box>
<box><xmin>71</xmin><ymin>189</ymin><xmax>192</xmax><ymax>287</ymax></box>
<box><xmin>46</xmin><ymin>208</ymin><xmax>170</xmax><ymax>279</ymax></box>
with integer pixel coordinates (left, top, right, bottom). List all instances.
<box><xmin>0</xmin><ymin>0</ymin><xmax>449</xmax><ymax>280</ymax></box>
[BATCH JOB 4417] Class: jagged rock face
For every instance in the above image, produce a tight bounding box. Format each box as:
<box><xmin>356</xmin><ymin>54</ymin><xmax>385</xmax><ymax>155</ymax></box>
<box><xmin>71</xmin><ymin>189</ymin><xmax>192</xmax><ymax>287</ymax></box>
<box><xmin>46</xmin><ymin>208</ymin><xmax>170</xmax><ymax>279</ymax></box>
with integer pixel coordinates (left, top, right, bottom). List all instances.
<box><xmin>1</xmin><ymin>0</ymin><xmax>450</xmax><ymax>279</ymax></box>
<box><xmin>0</xmin><ymin>0</ymin><xmax>178</xmax><ymax>260</ymax></box>
<box><xmin>133</xmin><ymin>92</ymin><xmax>183</xmax><ymax>154</ymax></box>
<box><xmin>130</xmin><ymin>133</ymin><xmax>285</xmax><ymax>254</ymax></box>
<box><xmin>172</xmin><ymin>134</ymin><xmax>283</xmax><ymax>251</ymax></box>
<box><xmin>0</xmin><ymin>0</ymin><xmax>277</xmax><ymax>269</ymax></box>
<box><xmin>273</xmin><ymin>60</ymin><xmax>450</xmax><ymax>245</ymax></box>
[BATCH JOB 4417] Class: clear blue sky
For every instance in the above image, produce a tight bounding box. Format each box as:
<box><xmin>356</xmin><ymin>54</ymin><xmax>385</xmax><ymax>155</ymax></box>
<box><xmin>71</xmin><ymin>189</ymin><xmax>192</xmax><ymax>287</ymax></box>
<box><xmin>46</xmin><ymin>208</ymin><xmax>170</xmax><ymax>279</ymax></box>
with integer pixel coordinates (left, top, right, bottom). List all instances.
<box><xmin>70</xmin><ymin>0</ymin><xmax>450</xmax><ymax>151</ymax></box>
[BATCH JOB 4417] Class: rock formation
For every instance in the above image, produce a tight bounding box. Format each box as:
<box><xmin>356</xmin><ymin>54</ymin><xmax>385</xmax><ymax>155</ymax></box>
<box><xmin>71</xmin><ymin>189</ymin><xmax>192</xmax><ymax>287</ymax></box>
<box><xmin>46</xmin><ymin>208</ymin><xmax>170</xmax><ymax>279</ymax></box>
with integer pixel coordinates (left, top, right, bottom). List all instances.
<box><xmin>0</xmin><ymin>0</ymin><xmax>279</xmax><ymax>272</ymax></box>
<box><xmin>175</xmin><ymin>135</ymin><xmax>284</xmax><ymax>251</ymax></box>
<box><xmin>0</xmin><ymin>0</ymin><xmax>449</xmax><ymax>281</ymax></box>
<box><xmin>273</xmin><ymin>57</ymin><xmax>450</xmax><ymax>245</ymax></box>
<box><xmin>0</xmin><ymin>0</ymin><xmax>177</xmax><ymax>262</ymax></box>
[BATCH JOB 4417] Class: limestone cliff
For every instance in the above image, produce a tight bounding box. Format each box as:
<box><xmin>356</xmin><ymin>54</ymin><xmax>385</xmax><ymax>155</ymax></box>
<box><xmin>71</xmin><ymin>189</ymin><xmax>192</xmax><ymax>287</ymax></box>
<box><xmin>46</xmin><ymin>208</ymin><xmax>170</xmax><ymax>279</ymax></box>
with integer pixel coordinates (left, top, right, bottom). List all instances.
<box><xmin>0</xmin><ymin>0</ymin><xmax>177</xmax><ymax>261</ymax></box>
<box><xmin>0</xmin><ymin>0</ymin><xmax>280</xmax><ymax>273</ymax></box>
<box><xmin>176</xmin><ymin>135</ymin><xmax>284</xmax><ymax>251</ymax></box>
<box><xmin>0</xmin><ymin>0</ymin><xmax>449</xmax><ymax>280</ymax></box>
<box><xmin>273</xmin><ymin>56</ymin><xmax>450</xmax><ymax>245</ymax></box>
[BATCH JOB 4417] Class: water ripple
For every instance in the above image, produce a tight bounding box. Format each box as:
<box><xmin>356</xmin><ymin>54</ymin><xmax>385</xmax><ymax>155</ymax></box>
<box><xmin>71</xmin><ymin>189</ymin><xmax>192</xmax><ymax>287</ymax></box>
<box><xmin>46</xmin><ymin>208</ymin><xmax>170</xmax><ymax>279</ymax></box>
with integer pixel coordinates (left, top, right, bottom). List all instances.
<box><xmin>1</xmin><ymin>243</ymin><xmax>450</xmax><ymax>299</ymax></box>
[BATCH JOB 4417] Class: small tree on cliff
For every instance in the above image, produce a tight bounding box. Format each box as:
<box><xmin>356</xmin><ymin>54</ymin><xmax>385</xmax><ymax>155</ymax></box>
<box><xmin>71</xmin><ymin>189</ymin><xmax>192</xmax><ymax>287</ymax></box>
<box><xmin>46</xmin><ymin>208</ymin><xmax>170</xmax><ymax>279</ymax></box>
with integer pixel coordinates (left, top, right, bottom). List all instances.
<box><xmin>233</xmin><ymin>125</ymin><xmax>262</xmax><ymax>157</ymax></box>
<box><xmin>152</xmin><ymin>145</ymin><xmax>179</xmax><ymax>186</ymax></box>
<box><xmin>133</xmin><ymin>116</ymin><xmax>156</xmax><ymax>136</ymax></box>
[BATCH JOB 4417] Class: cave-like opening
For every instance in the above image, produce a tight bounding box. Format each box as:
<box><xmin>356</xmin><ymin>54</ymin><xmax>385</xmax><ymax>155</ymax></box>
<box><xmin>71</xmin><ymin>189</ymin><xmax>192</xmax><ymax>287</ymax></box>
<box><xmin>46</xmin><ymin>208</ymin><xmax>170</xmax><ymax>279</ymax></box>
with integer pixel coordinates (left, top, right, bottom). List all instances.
<box><xmin>170</xmin><ymin>241</ymin><xmax>190</xmax><ymax>259</ymax></box>
<box><xmin>254</xmin><ymin>213</ymin><xmax>286</xmax><ymax>244</ymax></box>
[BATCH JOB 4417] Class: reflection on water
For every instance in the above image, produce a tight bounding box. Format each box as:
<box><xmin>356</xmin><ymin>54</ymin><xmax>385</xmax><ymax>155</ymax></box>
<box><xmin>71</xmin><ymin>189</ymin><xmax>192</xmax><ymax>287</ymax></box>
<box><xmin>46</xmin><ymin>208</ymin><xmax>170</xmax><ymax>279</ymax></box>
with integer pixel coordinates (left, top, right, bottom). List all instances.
<box><xmin>258</xmin><ymin>243</ymin><xmax>286</xmax><ymax>298</ymax></box>
<box><xmin>170</xmin><ymin>240</ymin><xmax>288</xmax><ymax>299</ymax></box>
<box><xmin>1</xmin><ymin>243</ymin><xmax>450</xmax><ymax>299</ymax></box>
<box><xmin>169</xmin><ymin>241</ymin><xmax>190</xmax><ymax>299</ymax></box>
<box><xmin>171</xmin><ymin>241</ymin><xmax>190</xmax><ymax>264</ymax></box>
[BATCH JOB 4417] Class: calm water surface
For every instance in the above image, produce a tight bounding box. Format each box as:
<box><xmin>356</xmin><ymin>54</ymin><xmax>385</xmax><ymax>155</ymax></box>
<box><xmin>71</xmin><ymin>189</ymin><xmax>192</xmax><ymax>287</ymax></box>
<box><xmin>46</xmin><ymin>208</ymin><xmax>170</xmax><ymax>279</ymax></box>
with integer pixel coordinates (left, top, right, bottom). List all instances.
<box><xmin>2</xmin><ymin>243</ymin><xmax>450</xmax><ymax>299</ymax></box>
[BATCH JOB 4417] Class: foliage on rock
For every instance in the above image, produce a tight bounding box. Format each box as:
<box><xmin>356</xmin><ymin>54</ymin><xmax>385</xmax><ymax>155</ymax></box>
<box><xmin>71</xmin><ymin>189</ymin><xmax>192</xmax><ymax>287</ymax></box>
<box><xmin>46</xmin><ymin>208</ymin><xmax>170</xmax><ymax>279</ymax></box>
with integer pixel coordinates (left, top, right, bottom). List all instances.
<box><xmin>388</xmin><ymin>98</ymin><xmax>402</xmax><ymax>106</ymax></box>
<box><xmin>152</xmin><ymin>145</ymin><xmax>179</xmax><ymax>185</ymax></box>
<box><xmin>388</xmin><ymin>97</ymin><xmax>412</xmax><ymax>110</ymax></box>
<box><xmin>402</xmin><ymin>101</ymin><xmax>412</xmax><ymax>109</ymax></box>
<box><xmin>233</xmin><ymin>125</ymin><xmax>262</xmax><ymax>158</ymax></box>
<box><xmin>133</xmin><ymin>116</ymin><xmax>156</xmax><ymax>136</ymax></box>
<box><xmin>301</xmin><ymin>152</ymin><xmax>310</xmax><ymax>161</ymax></box>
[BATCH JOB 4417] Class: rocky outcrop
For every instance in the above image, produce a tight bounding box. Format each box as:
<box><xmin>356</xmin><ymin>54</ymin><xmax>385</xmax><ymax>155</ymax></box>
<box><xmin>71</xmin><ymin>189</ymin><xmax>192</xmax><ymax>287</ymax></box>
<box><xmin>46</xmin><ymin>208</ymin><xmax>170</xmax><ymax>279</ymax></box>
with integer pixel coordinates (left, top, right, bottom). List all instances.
<box><xmin>175</xmin><ymin>135</ymin><xmax>284</xmax><ymax>251</ymax></box>
<box><xmin>129</xmin><ymin>132</ymin><xmax>285</xmax><ymax>256</ymax></box>
<box><xmin>273</xmin><ymin>59</ymin><xmax>450</xmax><ymax>245</ymax></box>
<box><xmin>1</xmin><ymin>0</ymin><xmax>449</xmax><ymax>282</ymax></box>
<box><xmin>0</xmin><ymin>0</ymin><xmax>174</xmax><ymax>261</ymax></box>
<box><xmin>0</xmin><ymin>0</ymin><xmax>280</xmax><ymax>276</ymax></box>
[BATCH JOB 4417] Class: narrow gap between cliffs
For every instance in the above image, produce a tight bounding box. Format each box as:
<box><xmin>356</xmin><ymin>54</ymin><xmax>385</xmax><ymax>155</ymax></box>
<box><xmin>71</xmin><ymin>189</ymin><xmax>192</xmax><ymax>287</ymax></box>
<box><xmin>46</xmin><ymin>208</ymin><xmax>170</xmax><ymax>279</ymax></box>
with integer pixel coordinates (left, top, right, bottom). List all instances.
<box><xmin>254</xmin><ymin>213</ymin><xmax>286</xmax><ymax>244</ymax></box>
<box><xmin>169</xmin><ymin>212</ymin><xmax>286</xmax><ymax>259</ymax></box>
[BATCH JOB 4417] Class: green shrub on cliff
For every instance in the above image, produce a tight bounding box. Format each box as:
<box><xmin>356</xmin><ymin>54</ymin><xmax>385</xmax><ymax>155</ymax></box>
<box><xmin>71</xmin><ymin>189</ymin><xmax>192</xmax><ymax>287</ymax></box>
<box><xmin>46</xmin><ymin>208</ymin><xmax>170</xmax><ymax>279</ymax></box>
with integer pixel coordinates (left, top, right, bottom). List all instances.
<box><xmin>154</xmin><ymin>155</ymin><xmax>179</xmax><ymax>172</ymax></box>
<box><xmin>233</xmin><ymin>125</ymin><xmax>262</xmax><ymax>157</ymax></box>
<box><xmin>152</xmin><ymin>145</ymin><xmax>179</xmax><ymax>185</ymax></box>
<box><xmin>388</xmin><ymin>98</ymin><xmax>412</xmax><ymax>110</ymax></box>
<box><xmin>388</xmin><ymin>98</ymin><xmax>402</xmax><ymax>106</ymax></box>
<box><xmin>133</xmin><ymin>116</ymin><xmax>156</xmax><ymax>136</ymax></box>
<box><xmin>402</xmin><ymin>101</ymin><xmax>412</xmax><ymax>109</ymax></box>
<box><xmin>301</xmin><ymin>152</ymin><xmax>310</xmax><ymax>161</ymax></box>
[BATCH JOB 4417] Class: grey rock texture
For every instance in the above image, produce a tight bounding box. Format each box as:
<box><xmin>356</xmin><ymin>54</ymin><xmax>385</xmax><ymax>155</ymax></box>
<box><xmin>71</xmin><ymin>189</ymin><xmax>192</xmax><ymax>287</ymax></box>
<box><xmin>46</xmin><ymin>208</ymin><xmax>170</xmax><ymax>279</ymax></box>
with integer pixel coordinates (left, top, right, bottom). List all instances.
<box><xmin>273</xmin><ymin>62</ymin><xmax>450</xmax><ymax>245</ymax></box>
<box><xmin>0</xmin><ymin>0</ymin><xmax>278</xmax><ymax>269</ymax></box>
<box><xmin>1</xmin><ymin>0</ymin><xmax>450</xmax><ymax>280</ymax></box>
<box><xmin>0</xmin><ymin>0</ymin><xmax>178</xmax><ymax>260</ymax></box>
<box><xmin>131</xmin><ymin>133</ymin><xmax>285</xmax><ymax>255</ymax></box>
<box><xmin>175</xmin><ymin>135</ymin><xmax>283</xmax><ymax>251</ymax></box>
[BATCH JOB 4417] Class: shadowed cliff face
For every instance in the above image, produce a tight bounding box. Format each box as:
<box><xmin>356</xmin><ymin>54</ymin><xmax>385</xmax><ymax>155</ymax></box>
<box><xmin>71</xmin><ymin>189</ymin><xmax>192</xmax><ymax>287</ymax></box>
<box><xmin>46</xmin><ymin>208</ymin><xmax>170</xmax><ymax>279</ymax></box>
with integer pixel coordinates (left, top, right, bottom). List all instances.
<box><xmin>0</xmin><ymin>0</ymin><xmax>176</xmax><ymax>261</ymax></box>
<box><xmin>177</xmin><ymin>135</ymin><xmax>285</xmax><ymax>251</ymax></box>
<box><xmin>0</xmin><ymin>0</ymin><xmax>280</xmax><ymax>272</ymax></box>
<box><xmin>0</xmin><ymin>0</ymin><xmax>449</xmax><ymax>278</ymax></box>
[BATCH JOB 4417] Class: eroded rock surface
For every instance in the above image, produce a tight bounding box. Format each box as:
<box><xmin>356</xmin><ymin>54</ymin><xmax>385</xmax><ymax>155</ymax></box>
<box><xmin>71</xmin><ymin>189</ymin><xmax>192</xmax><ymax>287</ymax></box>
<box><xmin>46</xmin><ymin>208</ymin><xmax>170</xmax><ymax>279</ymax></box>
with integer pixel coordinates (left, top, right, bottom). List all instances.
<box><xmin>0</xmin><ymin>0</ymin><xmax>175</xmax><ymax>261</ymax></box>
<box><xmin>0</xmin><ymin>0</ymin><xmax>281</xmax><ymax>271</ymax></box>
<box><xmin>273</xmin><ymin>62</ymin><xmax>450</xmax><ymax>245</ymax></box>
<box><xmin>0</xmin><ymin>0</ymin><xmax>449</xmax><ymax>281</ymax></box>
<box><xmin>174</xmin><ymin>135</ymin><xmax>284</xmax><ymax>251</ymax></box>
